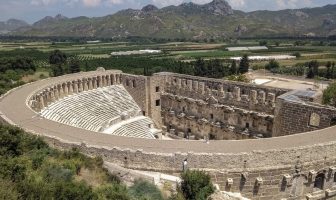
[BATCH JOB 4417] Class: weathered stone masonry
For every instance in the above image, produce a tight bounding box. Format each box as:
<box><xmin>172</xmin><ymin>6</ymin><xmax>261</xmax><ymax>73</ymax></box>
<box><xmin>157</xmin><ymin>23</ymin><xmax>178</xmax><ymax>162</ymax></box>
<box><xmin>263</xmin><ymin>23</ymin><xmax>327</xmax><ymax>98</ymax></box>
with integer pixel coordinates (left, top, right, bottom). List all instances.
<box><xmin>1</xmin><ymin>69</ymin><xmax>336</xmax><ymax>199</ymax></box>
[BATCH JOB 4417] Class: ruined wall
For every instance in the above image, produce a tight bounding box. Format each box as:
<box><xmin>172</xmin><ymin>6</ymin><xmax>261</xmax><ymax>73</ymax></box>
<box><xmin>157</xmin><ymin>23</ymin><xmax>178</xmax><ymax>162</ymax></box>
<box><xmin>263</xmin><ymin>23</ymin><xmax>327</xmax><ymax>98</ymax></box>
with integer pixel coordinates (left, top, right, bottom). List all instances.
<box><xmin>29</xmin><ymin>71</ymin><xmax>123</xmax><ymax>112</ymax></box>
<box><xmin>155</xmin><ymin>73</ymin><xmax>277</xmax><ymax>139</ymax></box>
<box><xmin>42</xmin><ymin>135</ymin><xmax>336</xmax><ymax>200</ymax></box>
<box><xmin>161</xmin><ymin>93</ymin><xmax>273</xmax><ymax>139</ymax></box>
<box><xmin>121</xmin><ymin>74</ymin><xmax>149</xmax><ymax>116</ymax></box>
<box><xmin>273</xmin><ymin>97</ymin><xmax>336</xmax><ymax>137</ymax></box>
<box><xmin>147</xmin><ymin>75</ymin><xmax>164</xmax><ymax>128</ymax></box>
<box><xmin>155</xmin><ymin>72</ymin><xmax>288</xmax><ymax>115</ymax></box>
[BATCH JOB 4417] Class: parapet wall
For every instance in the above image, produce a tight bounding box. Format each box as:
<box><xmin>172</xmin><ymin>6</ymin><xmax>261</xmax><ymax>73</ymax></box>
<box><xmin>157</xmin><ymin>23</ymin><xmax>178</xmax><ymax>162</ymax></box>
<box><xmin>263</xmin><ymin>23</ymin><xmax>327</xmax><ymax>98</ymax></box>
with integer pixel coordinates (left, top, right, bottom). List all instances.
<box><xmin>273</xmin><ymin>97</ymin><xmax>336</xmax><ymax>137</ymax></box>
<box><xmin>155</xmin><ymin>72</ymin><xmax>289</xmax><ymax>115</ymax></box>
<box><xmin>29</xmin><ymin>70</ymin><xmax>123</xmax><ymax>112</ymax></box>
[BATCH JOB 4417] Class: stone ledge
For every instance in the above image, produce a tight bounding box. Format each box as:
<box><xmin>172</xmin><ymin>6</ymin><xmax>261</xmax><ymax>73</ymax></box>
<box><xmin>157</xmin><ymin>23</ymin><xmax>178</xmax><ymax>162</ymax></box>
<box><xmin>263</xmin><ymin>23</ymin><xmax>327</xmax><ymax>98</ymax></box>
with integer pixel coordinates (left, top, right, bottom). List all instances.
<box><xmin>306</xmin><ymin>190</ymin><xmax>325</xmax><ymax>200</ymax></box>
<box><xmin>326</xmin><ymin>186</ymin><xmax>336</xmax><ymax>197</ymax></box>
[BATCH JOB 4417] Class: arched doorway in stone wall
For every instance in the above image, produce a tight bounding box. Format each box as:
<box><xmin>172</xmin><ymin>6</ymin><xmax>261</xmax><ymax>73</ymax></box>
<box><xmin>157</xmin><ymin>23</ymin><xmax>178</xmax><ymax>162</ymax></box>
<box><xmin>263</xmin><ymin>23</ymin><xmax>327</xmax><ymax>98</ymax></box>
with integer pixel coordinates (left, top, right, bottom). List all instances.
<box><xmin>314</xmin><ymin>173</ymin><xmax>325</xmax><ymax>190</ymax></box>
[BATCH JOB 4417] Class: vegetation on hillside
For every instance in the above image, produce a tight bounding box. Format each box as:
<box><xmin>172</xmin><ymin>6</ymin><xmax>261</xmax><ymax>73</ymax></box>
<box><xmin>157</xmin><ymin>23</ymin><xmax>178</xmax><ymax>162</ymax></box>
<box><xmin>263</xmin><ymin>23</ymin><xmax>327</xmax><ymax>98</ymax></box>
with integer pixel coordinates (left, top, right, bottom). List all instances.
<box><xmin>323</xmin><ymin>81</ymin><xmax>336</xmax><ymax>107</ymax></box>
<box><xmin>0</xmin><ymin>124</ymin><xmax>175</xmax><ymax>200</ymax></box>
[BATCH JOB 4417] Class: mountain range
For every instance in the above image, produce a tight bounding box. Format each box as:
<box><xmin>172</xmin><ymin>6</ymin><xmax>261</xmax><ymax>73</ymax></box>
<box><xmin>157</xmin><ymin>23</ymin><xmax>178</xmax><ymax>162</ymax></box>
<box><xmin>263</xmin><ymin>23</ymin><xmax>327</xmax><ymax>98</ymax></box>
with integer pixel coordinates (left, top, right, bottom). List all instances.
<box><xmin>2</xmin><ymin>0</ymin><xmax>336</xmax><ymax>39</ymax></box>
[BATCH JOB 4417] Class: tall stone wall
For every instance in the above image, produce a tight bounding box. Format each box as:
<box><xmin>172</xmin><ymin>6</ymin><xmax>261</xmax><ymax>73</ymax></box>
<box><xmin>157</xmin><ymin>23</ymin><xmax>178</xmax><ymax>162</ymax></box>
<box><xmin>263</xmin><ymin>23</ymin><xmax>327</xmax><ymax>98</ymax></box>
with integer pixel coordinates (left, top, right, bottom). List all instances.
<box><xmin>161</xmin><ymin>93</ymin><xmax>273</xmax><ymax>139</ymax></box>
<box><xmin>273</xmin><ymin>97</ymin><xmax>336</xmax><ymax>137</ymax></box>
<box><xmin>43</xmin><ymin>135</ymin><xmax>336</xmax><ymax>200</ymax></box>
<box><xmin>121</xmin><ymin>74</ymin><xmax>149</xmax><ymax>116</ymax></box>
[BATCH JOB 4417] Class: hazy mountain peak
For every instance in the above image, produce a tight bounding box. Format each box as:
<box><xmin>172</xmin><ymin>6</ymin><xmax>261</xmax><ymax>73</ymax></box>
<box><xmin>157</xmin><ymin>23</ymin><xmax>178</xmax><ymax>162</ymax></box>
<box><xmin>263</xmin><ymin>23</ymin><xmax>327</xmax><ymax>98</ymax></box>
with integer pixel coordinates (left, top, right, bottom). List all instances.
<box><xmin>204</xmin><ymin>0</ymin><xmax>233</xmax><ymax>15</ymax></box>
<box><xmin>141</xmin><ymin>4</ymin><xmax>159</xmax><ymax>12</ymax></box>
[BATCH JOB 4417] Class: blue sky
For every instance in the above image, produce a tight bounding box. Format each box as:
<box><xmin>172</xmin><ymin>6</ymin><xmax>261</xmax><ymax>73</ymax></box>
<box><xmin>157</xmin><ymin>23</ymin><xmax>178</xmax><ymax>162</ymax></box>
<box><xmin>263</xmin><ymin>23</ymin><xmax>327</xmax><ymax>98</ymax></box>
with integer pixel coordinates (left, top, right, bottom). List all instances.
<box><xmin>0</xmin><ymin>0</ymin><xmax>335</xmax><ymax>23</ymax></box>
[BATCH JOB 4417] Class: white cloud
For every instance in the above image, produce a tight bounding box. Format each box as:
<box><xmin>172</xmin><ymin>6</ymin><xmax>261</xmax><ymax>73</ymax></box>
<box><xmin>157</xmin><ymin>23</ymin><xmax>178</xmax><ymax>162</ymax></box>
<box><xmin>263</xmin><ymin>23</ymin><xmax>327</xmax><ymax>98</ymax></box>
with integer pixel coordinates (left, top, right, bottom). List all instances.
<box><xmin>107</xmin><ymin>0</ymin><xmax>123</xmax><ymax>4</ymax></box>
<box><xmin>82</xmin><ymin>0</ymin><xmax>101</xmax><ymax>7</ymax></box>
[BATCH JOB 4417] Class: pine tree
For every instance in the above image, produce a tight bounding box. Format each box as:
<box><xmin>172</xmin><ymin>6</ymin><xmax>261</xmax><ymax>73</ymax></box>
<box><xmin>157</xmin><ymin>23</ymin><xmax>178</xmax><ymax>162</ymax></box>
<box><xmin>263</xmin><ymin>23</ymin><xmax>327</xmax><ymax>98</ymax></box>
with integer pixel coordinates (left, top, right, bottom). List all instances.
<box><xmin>238</xmin><ymin>55</ymin><xmax>249</xmax><ymax>74</ymax></box>
<box><xmin>69</xmin><ymin>58</ymin><xmax>80</xmax><ymax>73</ymax></box>
<box><xmin>230</xmin><ymin>60</ymin><xmax>237</xmax><ymax>75</ymax></box>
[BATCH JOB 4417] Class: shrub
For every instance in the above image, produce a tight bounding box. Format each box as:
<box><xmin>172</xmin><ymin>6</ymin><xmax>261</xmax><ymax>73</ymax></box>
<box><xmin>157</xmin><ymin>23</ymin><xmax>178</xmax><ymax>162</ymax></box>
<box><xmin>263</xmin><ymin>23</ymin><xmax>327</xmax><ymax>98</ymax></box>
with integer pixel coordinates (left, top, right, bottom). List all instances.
<box><xmin>265</xmin><ymin>60</ymin><xmax>280</xmax><ymax>70</ymax></box>
<box><xmin>180</xmin><ymin>170</ymin><xmax>215</xmax><ymax>200</ymax></box>
<box><xmin>323</xmin><ymin>81</ymin><xmax>336</xmax><ymax>107</ymax></box>
<box><xmin>96</xmin><ymin>184</ymin><xmax>130</xmax><ymax>200</ymax></box>
<box><xmin>129</xmin><ymin>179</ymin><xmax>164</xmax><ymax>200</ymax></box>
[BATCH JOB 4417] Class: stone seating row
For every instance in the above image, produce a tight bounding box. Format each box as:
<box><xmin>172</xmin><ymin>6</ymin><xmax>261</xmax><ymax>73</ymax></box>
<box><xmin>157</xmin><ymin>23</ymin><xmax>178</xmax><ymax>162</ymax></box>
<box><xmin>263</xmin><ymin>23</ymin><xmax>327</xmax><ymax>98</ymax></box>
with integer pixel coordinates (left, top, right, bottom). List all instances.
<box><xmin>41</xmin><ymin>85</ymin><xmax>141</xmax><ymax>132</ymax></box>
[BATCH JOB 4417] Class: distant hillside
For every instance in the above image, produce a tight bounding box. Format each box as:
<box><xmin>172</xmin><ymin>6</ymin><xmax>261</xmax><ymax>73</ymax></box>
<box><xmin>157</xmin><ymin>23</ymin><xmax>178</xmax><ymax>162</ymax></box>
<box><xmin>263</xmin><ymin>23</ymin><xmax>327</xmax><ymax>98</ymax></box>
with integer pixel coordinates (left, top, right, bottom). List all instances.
<box><xmin>8</xmin><ymin>0</ymin><xmax>336</xmax><ymax>39</ymax></box>
<box><xmin>0</xmin><ymin>19</ymin><xmax>29</xmax><ymax>34</ymax></box>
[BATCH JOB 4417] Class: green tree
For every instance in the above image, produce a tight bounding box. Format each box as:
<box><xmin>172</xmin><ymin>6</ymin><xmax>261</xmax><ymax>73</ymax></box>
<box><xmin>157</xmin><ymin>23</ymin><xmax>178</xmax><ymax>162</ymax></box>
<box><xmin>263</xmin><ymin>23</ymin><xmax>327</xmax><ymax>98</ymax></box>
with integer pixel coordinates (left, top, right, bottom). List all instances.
<box><xmin>69</xmin><ymin>58</ymin><xmax>81</xmax><ymax>73</ymax></box>
<box><xmin>230</xmin><ymin>60</ymin><xmax>237</xmax><ymax>75</ymax></box>
<box><xmin>129</xmin><ymin>180</ymin><xmax>164</xmax><ymax>200</ymax></box>
<box><xmin>49</xmin><ymin>50</ymin><xmax>67</xmax><ymax>77</ymax></box>
<box><xmin>323</xmin><ymin>81</ymin><xmax>336</xmax><ymax>107</ymax></box>
<box><xmin>259</xmin><ymin>40</ymin><xmax>267</xmax><ymax>46</ymax></box>
<box><xmin>265</xmin><ymin>60</ymin><xmax>280</xmax><ymax>71</ymax></box>
<box><xmin>180</xmin><ymin>170</ymin><xmax>215</xmax><ymax>200</ymax></box>
<box><xmin>306</xmin><ymin>60</ymin><xmax>319</xmax><ymax>79</ymax></box>
<box><xmin>194</xmin><ymin>58</ymin><xmax>206</xmax><ymax>77</ymax></box>
<box><xmin>238</xmin><ymin>55</ymin><xmax>249</xmax><ymax>74</ymax></box>
<box><xmin>326</xmin><ymin>61</ymin><xmax>332</xmax><ymax>79</ymax></box>
<box><xmin>96</xmin><ymin>184</ymin><xmax>130</xmax><ymax>200</ymax></box>
<box><xmin>49</xmin><ymin>50</ymin><xmax>67</xmax><ymax>65</ymax></box>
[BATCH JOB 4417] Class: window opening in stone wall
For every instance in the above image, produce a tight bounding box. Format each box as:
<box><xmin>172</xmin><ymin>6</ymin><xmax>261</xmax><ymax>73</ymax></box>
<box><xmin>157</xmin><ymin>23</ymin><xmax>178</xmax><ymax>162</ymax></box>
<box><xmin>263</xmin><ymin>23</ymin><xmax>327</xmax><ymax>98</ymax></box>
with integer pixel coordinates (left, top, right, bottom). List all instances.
<box><xmin>209</xmin><ymin>133</ymin><xmax>216</xmax><ymax>140</ymax></box>
<box><xmin>331</xmin><ymin>117</ymin><xmax>336</xmax><ymax>126</ymax></box>
<box><xmin>142</xmin><ymin>111</ymin><xmax>146</xmax><ymax>116</ymax></box>
<box><xmin>156</xmin><ymin>99</ymin><xmax>160</xmax><ymax>106</ymax></box>
<box><xmin>334</xmin><ymin>173</ymin><xmax>336</xmax><ymax>182</ymax></box>
<box><xmin>156</xmin><ymin>86</ymin><xmax>160</xmax><ymax>92</ymax></box>
<box><xmin>210</xmin><ymin>114</ymin><xmax>214</xmax><ymax>120</ymax></box>
<box><xmin>126</xmin><ymin>79</ymin><xmax>130</xmax><ymax>87</ymax></box>
<box><xmin>132</xmin><ymin>80</ymin><xmax>136</xmax><ymax>88</ymax></box>
<box><xmin>314</xmin><ymin>173</ymin><xmax>325</xmax><ymax>190</ymax></box>
<box><xmin>246</xmin><ymin>123</ymin><xmax>250</xmax><ymax>128</ymax></box>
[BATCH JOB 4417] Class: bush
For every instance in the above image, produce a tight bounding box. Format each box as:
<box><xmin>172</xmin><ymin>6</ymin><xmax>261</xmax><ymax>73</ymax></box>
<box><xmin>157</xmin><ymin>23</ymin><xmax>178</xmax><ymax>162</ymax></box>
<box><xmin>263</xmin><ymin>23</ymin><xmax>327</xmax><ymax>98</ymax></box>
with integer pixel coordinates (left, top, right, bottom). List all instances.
<box><xmin>180</xmin><ymin>170</ymin><xmax>215</xmax><ymax>200</ymax></box>
<box><xmin>265</xmin><ymin>60</ymin><xmax>280</xmax><ymax>70</ymax></box>
<box><xmin>129</xmin><ymin>179</ymin><xmax>164</xmax><ymax>200</ymax></box>
<box><xmin>323</xmin><ymin>81</ymin><xmax>336</xmax><ymax>107</ymax></box>
<box><xmin>96</xmin><ymin>184</ymin><xmax>130</xmax><ymax>200</ymax></box>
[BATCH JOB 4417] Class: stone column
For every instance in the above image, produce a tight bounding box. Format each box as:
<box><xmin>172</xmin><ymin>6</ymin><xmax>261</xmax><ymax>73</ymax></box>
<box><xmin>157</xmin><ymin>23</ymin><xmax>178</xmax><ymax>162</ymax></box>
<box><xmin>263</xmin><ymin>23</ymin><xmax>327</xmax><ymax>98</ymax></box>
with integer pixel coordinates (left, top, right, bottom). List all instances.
<box><xmin>259</xmin><ymin>91</ymin><xmax>266</xmax><ymax>104</ymax></box>
<box><xmin>177</xmin><ymin>79</ymin><xmax>182</xmax><ymax>89</ymax></box>
<box><xmin>73</xmin><ymin>81</ymin><xmax>78</xmax><ymax>93</ymax></box>
<box><xmin>267</xmin><ymin>93</ymin><xmax>276</xmax><ymax>105</ymax></box>
<box><xmin>58</xmin><ymin>84</ymin><xmax>64</xmax><ymax>98</ymax></box>
<box><xmin>106</xmin><ymin>75</ymin><xmax>111</xmax><ymax>86</ymax></box>
<box><xmin>93</xmin><ymin>77</ymin><xmax>97</xmax><ymax>89</ymax></box>
<box><xmin>199</xmin><ymin>82</ymin><xmax>205</xmax><ymax>95</ymax></box>
<box><xmin>53</xmin><ymin>86</ymin><xmax>59</xmax><ymax>100</ymax></box>
<box><xmin>50</xmin><ymin>89</ymin><xmax>55</xmax><ymax>103</ymax></box>
<box><xmin>115</xmin><ymin>74</ymin><xmax>120</xmax><ymax>84</ymax></box>
<box><xmin>38</xmin><ymin>93</ymin><xmax>45</xmax><ymax>110</ymax></box>
<box><xmin>187</xmin><ymin>80</ymin><xmax>193</xmax><ymax>91</ymax></box>
<box><xmin>62</xmin><ymin>82</ymin><xmax>68</xmax><ymax>96</ymax></box>
<box><xmin>68</xmin><ymin>82</ymin><xmax>73</xmax><ymax>95</ymax></box>
<box><xmin>111</xmin><ymin>74</ymin><xmax>115</xmax><ymax>85</ymax></box>
<box><xmin>98</xmin><ymin>76</ymin><xmax>102</xmax><ymax>88</ymax></box>
<box><xmin>219</xmin><ymin>85</ymin><xmax>225</xmax><ymax>97</ymax></box>
<box><xmin>193</xmin><ymin>81</ymin><xmax>199</xmax><ymax>91</ymax></box>
<box><xmin>43</xmin><ymin>90</ymin><xmax>49</xmax><ymax>106</ymax></box>
<box><xmin>234</xmin><ymin>86</ymin><xmax>241</xmax><ymax>101</ymax></box>
<box><xmin>79</xmin><ymin>79</ymin><xmax>84</xmax><ymax>92</ymax></box>
<box><xmin>251</xmin><ymin>90</ymin><xmax>258</xmax><ymax>104</ymax></box>
<box><xmin>88</xmin><ymin>78</ymin><xmax>93</xmax><ymax>90</ymax></box>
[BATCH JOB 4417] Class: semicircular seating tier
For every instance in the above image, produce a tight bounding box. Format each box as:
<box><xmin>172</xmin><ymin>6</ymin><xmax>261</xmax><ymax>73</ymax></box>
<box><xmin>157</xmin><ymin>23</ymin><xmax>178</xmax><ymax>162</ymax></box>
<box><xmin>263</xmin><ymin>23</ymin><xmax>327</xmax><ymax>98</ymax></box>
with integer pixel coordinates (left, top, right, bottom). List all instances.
<box><xmin>40</xmin><ymin>85</ymin><xmax>158</xmax><ymax>139</ymax></box>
